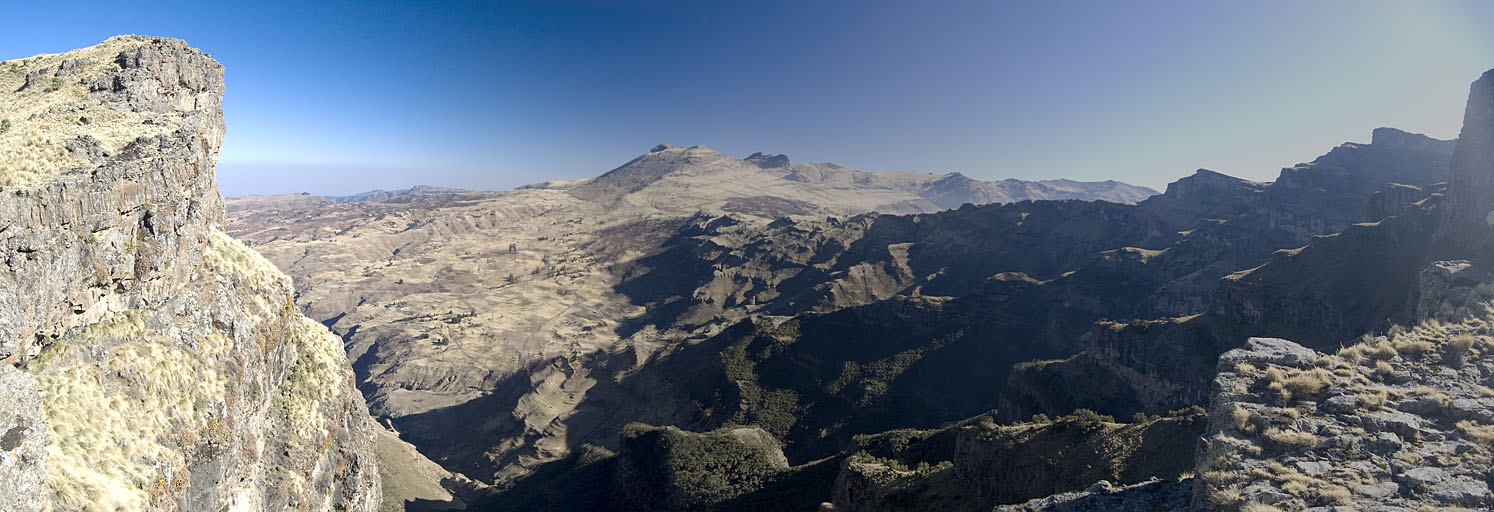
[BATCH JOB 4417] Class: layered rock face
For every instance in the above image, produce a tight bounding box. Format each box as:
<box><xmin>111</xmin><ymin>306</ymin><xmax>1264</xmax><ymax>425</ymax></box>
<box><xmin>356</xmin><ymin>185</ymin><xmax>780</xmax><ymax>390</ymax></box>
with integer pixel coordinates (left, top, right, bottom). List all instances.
<box><xmin>0</xmin><ymin>37</ymin><xmax>378</xmax><ymax>511</ymax></box>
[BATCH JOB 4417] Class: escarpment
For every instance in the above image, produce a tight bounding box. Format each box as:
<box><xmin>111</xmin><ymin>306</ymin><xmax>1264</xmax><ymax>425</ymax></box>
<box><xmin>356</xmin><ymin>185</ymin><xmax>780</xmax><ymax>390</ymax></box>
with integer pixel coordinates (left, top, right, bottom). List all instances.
<box><xmin>0</xmin><ymin>37</ymin><xmax>378</xmax><ymax>511</ymax></box>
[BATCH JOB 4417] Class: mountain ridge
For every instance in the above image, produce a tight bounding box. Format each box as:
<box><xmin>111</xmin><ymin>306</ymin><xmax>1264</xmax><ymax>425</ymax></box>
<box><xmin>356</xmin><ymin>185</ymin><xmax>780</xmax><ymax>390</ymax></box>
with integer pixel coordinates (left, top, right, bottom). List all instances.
<box><xmin>568</xmin><ymin>143</ymin><xmax>1159</xmax><ymax>214</ymax></box>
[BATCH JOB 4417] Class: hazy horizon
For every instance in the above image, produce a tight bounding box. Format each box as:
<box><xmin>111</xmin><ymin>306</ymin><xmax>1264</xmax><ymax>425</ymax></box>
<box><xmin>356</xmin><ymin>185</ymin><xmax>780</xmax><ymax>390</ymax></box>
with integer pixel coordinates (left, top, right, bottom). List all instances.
<box><xmin>5</xmin><ymin>1</ymin><xmax>1493</xmax><ymax>197</ymax></box>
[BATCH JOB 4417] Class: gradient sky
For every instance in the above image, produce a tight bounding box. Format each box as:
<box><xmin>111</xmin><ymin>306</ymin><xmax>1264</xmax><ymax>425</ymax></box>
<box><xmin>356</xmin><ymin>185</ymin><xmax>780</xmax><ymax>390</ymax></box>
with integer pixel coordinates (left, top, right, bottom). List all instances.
<box><xmin>3</xmin><ymin>1</ymin><xmax>1492</xmax><ymax>196</ymax></box>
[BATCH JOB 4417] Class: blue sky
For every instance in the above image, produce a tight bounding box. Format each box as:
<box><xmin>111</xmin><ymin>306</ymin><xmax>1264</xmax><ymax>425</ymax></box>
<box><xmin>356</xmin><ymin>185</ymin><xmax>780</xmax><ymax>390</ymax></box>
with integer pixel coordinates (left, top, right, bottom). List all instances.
<box><xmin>3</xmin><ymin>1</ymin><xmax>1492</xmax><ymax>196</ymax></box>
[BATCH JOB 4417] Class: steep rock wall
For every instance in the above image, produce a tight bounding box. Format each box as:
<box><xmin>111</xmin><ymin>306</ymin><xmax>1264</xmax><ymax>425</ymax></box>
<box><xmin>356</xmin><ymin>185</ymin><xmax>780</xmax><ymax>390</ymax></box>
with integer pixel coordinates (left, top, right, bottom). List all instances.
<box><xmin>0</xmin><ymin>37</ymin><xmax>379</xmax><ymax>511</ymax></box>
<box><xmin>1432</xmin><ymin>69</ymin><xmax>1494</xmax><ymax>266</ymax></box>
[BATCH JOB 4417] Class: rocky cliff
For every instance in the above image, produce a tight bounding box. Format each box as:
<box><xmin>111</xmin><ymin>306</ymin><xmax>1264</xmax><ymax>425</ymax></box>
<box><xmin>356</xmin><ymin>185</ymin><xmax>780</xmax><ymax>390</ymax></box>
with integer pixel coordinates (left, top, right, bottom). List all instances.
<box><xmin>1432</xmin><ymin>69</ymin><xmax>1494</xmax><ymax>266</ymax></box>
<box><xmin>0</xmin><ymin>36</ymin><xmax>378</xmax><ymax>511</ymax></box>
<box><xmin>993</xmin><ymin>66</ymin><xmax>1494</xmax><ymax>512</ymax></box>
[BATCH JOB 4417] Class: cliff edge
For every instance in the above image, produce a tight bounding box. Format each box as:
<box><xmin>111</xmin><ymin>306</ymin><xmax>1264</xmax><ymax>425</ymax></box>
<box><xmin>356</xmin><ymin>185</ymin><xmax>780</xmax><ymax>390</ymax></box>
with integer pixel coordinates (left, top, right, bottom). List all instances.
<box><xmin>0</xmin><ymin>36</ymin><xmax>379</xmax><ymax>511</ymax></box>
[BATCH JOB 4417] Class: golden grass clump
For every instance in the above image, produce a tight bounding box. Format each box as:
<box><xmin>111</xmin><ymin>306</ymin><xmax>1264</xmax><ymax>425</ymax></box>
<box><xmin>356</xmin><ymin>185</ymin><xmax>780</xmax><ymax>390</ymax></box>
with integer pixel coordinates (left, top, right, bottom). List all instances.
<box><xmin>1266</xmin><ymin>367</ymin><xmax>1333</xmax><ymax>402</ymax></box>
<box><xmin>1319</xmin><ymin>485</ymin><xmax>1352</xmax><ymax>505</ymax></box>
<box><xmin>1263</xmin><ymin>427</ymin><xmax>1318</xmax><ymax>450</ymax></box>
<box><xmin>1446</xmin><ymin>334</ymin><xmax>1476</xmax><ymax>364</ymax></box>
<box><xmin>1359</xmin><ymin>389</ymin><xmax>1389</xmax><ymax>410</ymax></box>
<box><xmin>1374</xmin><ymin>360</ymin><xmax>1394</xmax><ymax>381</ymax></box>
<box><xmin>1339</xmin><ymin>339</ymin><xmax>1397</xmax><ymax>362</ymax></box>
<box><xmin>1231</xmin><ymin>407</ymin><xmax>1256</xmax><ymax>434</ymax></box>
<box><xmin>1264</xmin><ymin>406</ymin><xmax>1301</xmax><ymax>422</ymax></box>
<box><xmin>1457</xmin><ymin>420</ymin><xmax>1494</xmax><ymax>447</ymax></box>
<box><xmin>1392</xmin><ymin>337</ymin><xmax>1435</xmax><ymax>359</ymax></box>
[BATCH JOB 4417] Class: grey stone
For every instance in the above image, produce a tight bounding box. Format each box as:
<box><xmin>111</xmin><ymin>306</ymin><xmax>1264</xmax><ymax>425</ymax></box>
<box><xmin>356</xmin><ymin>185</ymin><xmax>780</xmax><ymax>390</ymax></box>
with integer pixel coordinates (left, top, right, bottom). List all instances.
<box><xmin>0</xmin><ymin>365</ymin><xmax>45</xmax><ymax>512</ymax></box>
<box><xmin>1363</xmin><ymin>409</ymin><xmax>1425</xmax><ymax>440</ymax></box>
<box><xmin>1372</xmin><ymin>432</ymin><xmax>1403</xmax><ymax>452</ymax></box>
<box><xmin>1397</xmin><ymin>395</ymin><xmax>1450</xmax><ymax>416</ymax></box>
<box><xmin>1294</xmin><ymin>460</ymin><xmax>1332</xmax><ymax>475</ymax></box>
<box><xmin>54</xmin><ymin>58</ymin><xmax>88</xmax><ymax>77</ymax></box>
<box><xmin>1218</xmin><ymin>337</ymin><xmax>1322</xmax><ymax>369</ymax></box>
<box><xmin>1427</xmin><ymin>475</ymin><xmax>1493</xmax><ymax>506</ymax></box>
<box><xmin>0</xmin><ymin>39</ymin><xmax>224</xmax><ymax>365</ymax></box>
<box><xmin>1449</xmin><ymin>397</ymin><xmax>1494</xmax><ymax>423</ymax></box>
<box><xmin>1400</xmin><ymin>466</ymin><xmax>1446</xmax><ymax>490</ymax></box>
<box><xmin>1355</xmin><ymin>481</ymin><xmax>1400</xmax><ymax>499</ymax></box>
<box><xmin>1429</xmin><ymin>69</ymin><xmax>1494</xmax><ymax>265</ymax></box>
<box><xmin>1321</xmin><ymin>394</ymin><xmax>1359</xmax><ymax>414</ymax></box>
<box><xmin>63</xmin><ymin>135</ymin><xmax>108</xmax><ymax>164</ymax></box>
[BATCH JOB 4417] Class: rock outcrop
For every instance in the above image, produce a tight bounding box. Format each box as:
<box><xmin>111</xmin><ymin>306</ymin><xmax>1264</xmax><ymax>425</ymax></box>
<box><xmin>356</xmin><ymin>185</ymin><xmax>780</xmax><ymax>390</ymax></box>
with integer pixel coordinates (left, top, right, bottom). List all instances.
<box><xmin>1197</xmin><ymin>326</ymin><xmax>1494</xmax><ymax>510</ymax></box>
<box><xmin>0</xmin><ymin>37</ymin><xmax>378</xmax><ymax>511</ymax></box>
<box><xmin>1432</xmin><ymin>69</ymin><xmax>1494</xmax><ymax>266</ymax></box>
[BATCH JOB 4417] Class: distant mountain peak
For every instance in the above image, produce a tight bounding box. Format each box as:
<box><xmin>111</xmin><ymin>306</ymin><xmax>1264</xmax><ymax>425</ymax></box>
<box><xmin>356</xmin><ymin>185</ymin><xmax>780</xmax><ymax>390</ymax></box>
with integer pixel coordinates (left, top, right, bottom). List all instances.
<box><xmin>570</xmin><ymin>144</ymin><xmax>744</xmax><ymax>202</ymax></box>
<box><xmin>1186</xmin><ymin>168</ymin><xmax>1236</xmax><ymax>180</ymax></box>
<box><xmin>1160</xmin><ymin>169</ymin><xmax>1257</xmax><ymax>202</ymax></box>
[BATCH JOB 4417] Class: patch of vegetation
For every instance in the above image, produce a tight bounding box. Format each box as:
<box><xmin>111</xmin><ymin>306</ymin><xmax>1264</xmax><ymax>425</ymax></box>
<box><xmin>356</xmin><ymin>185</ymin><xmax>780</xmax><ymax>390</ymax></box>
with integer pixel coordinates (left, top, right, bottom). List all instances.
<box><xmin>1262</xmin><ymin>367</ymin><xmax>1332</xmax><ymax>402</ymax></box>
<box><xmin>0</xmin><ymin>118</ymin><xmax>10</xmax><ymax>134</ymax></box>
<box><xmin>610</xmin><ymin>424</ymin><xmax>830</xmax><ymax>511</ymax></box>
<box><xmin>1445</xmin><ymin>333</ymin><xmax>1476</xmax><ymax>365</ymax></box>
<box><xmin>851</xmin><ymin>413</ymin><xmax>991</xmax><ymax>468</ymax></box>
<box><xmin>37</xmin><ymin>308</ymin><xmax>233</xmax><ymax>510</ymax></box>
<box><xmin>1456</xmin><ymin>420</ymin><xmax>1494</xmax><ymax>447</ymax></box>
<box><xmin>959</xmin><ymin>410</ymin><xmax>1205</xmax><ymax>505</ymax></box>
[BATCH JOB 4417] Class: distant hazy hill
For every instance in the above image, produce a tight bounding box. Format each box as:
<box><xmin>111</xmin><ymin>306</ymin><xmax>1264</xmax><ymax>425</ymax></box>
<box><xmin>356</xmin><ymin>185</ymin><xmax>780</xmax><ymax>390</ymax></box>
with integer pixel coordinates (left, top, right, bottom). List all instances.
<box><xmin>227</xmin><ymin>185</ymin><xmax>471</xmax><ymax>214</ymax></box>
<box><xmin>328</xmin><ymin>184</ymin><xmax>469</xmax><ymax>203</ymax></box>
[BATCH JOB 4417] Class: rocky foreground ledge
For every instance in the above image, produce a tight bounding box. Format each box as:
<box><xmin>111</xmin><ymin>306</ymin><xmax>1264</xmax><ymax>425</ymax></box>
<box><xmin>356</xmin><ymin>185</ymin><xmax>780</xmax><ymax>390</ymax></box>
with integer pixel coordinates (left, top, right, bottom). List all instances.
<box><xmin>0</xmin><ymin>37</ymin><xmax>379</xmax><ymax>511</ymax></box>
<box><xmin>1195</xmin><ymin>274</ymin><xmax>1494</xmax><ymax>510</ymax></box>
